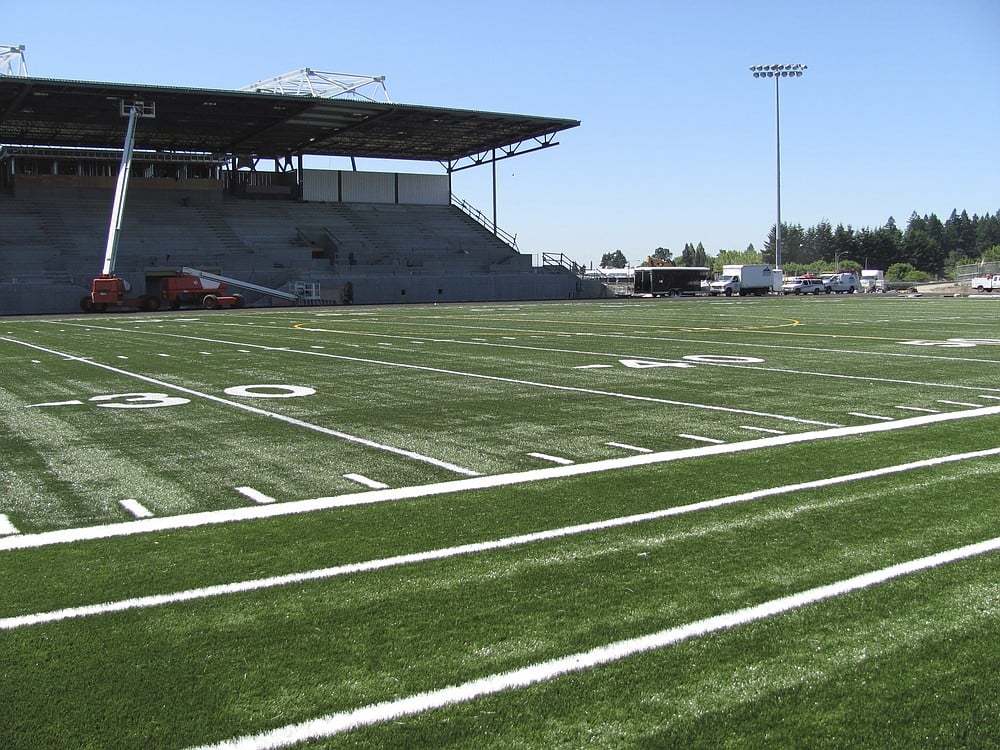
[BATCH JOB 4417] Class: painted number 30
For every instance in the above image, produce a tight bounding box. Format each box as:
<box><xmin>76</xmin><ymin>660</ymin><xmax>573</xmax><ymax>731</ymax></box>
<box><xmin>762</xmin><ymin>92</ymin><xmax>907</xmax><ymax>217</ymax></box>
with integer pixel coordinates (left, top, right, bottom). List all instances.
<box><xmin>87</xmin><ymin>385</ymin><xmax>316</xmax><ymax>409</ymax></box>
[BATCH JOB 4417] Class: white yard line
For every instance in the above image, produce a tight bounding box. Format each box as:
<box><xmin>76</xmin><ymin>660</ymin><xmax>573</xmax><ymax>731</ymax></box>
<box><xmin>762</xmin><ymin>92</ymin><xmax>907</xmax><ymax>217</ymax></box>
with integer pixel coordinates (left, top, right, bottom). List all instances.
<box><xmin>343</xmin><ymin>474</ymin><xmax>389</xmax><ymax>490</ymax></box>
<box><xmin>528</xmin><ymin>452</ymin><xmax>575</xmax><ymax>465</ymax></box>
<box><xmin>119</xmin><ymin>499</ymin><xmax>154</xmax><ymax>518</ymax></box>
<box><xmin>739</xmin><ymin>426</ymin><xmax>786</xmax><ymax>435</ymax></box>
<box><xmin>605</xmin><ymin>442</ymin><xmax>653</xmax><ymax>453</ymax></box>
<box><xmin>203</xmin><ymin>322</ymin><xmax>1000</xmax><ymax>406</ymax></box>
<box><xmin>276</xmin><ymin>318</ymin><xmax>1000</xmax><ymax>367</ymax></box>
<box><xmin>677</xmin><ymin>434</ymin><xmax>726</xmax><ymax>444</ymax></box>
<box><xmin>237</xmin><ymin>487</ymin><xmax>277</xmax><ymax>505</ymax></box>
<box><xmin>23</xmin><ymin>327</ymin><xmax>841</xmax><ymax>427</ymax></box>
<box><xmin>849</xmin><ymin>412</ymin><xmax>895</xmax><ymax>421</ymax></box>
<box><xmin>270</xmin><ymin>322</ymin><xmax>1000</xmax><ymax>394</ymax></box>
<box><xmin>0</xmin><ymin>514</ymin><xmax>19</xmax><ymax>535</ymax></box>
<box><xmin>3</xmin><ymin>445</ymin><xmax>999</xmax><ymax>632</ymax></box>
<box><xmin>188</xmin><ymin>536</ymin><xmax>1000</xmax><ymax>750</ymax></box>
<box><xmin>3</xmin><ymin>405</ymin><xmax>999</xmax><ymax>552</ymax></box>
<box><xmin>1</xmin><ymin>337</ymin><xmax>480</xmax><ymax>478</ymax></box>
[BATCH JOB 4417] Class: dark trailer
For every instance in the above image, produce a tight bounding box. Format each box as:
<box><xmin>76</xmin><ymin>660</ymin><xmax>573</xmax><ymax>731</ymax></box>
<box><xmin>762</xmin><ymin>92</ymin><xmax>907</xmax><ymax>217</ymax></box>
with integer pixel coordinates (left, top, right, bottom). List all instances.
<box><xmin>633</xmin><ymin>266</ymin><xmax>711</xmax><ymax>297</ymax></box>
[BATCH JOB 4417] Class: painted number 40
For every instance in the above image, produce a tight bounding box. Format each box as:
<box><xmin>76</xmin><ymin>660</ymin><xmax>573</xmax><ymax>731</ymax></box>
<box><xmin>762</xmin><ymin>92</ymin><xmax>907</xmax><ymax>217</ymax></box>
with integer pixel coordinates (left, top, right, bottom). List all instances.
<box><xmin>899</xmin><ymin>338</ymin><xmax>1000</xmax><ymax>348</ymax></box>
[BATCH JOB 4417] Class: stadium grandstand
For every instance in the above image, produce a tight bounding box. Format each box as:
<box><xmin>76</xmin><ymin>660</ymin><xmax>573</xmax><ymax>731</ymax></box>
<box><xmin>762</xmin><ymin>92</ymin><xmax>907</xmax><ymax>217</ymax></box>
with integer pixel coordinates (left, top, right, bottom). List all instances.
<box><xmin>0</xmin><ymin>49</ymin><xmax>604</xmax><ymax>315</ymax></box>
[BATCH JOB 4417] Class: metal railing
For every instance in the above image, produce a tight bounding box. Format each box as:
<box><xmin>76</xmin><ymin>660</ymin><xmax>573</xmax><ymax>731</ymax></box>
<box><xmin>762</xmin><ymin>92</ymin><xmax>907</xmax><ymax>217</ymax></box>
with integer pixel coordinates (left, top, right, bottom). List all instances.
<box><xmin>451</xmin><ymin>196</ymin><xmax>518</xmax><ymax>250</ymax></box>
<box><xmin>541</xmin><ymin>252</ymin><xmax>588</xmax><ymax>276</ymax></box>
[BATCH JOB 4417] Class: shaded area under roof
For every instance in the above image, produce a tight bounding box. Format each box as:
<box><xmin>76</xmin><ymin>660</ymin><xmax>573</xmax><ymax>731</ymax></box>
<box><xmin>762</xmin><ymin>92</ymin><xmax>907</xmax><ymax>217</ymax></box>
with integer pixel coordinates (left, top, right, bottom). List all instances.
<box><xmin>0</xmin><ymin>76</ymin><xmax>580</xmax><ymax>163</ymax></box>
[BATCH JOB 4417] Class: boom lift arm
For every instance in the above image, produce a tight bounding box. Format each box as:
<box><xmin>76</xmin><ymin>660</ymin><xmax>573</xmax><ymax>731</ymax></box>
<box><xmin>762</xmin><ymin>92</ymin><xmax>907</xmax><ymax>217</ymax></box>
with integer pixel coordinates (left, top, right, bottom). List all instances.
<box><xmin>181</xmin><ymin>267</ymin><xmax>301</xmax><ymax>302</ymax></box>
<box><xmin>101</xmin><ymin>102</ymin><xmax>143</xmax><ymax>276</ymax></box>
<box><xmin>83</xmin><ymin>100</ymin><xmax>159</xmax><ymax>312</ymax></box>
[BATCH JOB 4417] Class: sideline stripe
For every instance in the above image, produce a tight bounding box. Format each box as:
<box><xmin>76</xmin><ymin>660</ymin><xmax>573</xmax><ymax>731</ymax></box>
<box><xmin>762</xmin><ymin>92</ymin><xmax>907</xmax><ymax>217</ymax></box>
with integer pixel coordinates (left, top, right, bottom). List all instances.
<box><xmin>1</xmin><ymin>337</ymin><xmax>479</xmax><ymax>478</ymax></box>
<box><xmin>188</xmin><ymin>536</ymin><xmax>1000</xmax><ymax>749</ymax></box>
<box><xmin>3</xmin><ymin>406</ymin><xmax>1000</xmax><ymax>552</ymax></box>
<box><xmin>4</xmin><ymin>445</ymin><xmax>998</xmax><ymax>631</ymax></box>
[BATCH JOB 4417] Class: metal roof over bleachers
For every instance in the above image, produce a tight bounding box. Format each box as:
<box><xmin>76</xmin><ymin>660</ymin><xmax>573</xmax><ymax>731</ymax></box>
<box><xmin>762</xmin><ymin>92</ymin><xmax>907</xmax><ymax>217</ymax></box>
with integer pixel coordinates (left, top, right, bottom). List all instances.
<box><xmin>0</xmin><ymin>74</ymin><xmax>580</xmax><ymax>167</ymax></box>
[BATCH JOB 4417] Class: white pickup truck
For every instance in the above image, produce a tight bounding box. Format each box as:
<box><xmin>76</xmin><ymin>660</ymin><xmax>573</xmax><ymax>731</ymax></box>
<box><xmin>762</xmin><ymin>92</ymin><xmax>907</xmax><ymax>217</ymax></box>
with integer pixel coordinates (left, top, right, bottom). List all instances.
<box><xmin>971</xmin><ymin>275</ymin><xmax>1000</xmax><ymax>292</ymax></box>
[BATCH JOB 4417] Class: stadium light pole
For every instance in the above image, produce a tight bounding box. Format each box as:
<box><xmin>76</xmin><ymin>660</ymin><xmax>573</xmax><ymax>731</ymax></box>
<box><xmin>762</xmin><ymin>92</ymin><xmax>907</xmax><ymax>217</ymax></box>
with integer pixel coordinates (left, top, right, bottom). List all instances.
<box><xmin>750</xmin><ymin>63</ymin><xmax>806</xmax><ymax>274</ymax></box>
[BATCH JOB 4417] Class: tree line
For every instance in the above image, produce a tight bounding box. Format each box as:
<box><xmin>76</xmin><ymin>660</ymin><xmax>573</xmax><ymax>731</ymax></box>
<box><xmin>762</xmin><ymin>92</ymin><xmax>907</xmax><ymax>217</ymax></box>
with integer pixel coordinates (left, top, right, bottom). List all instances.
<box><xmin>599</xmin><ymin>208</ymin><xmax>1000</xmax><ymax>278</ymax></box>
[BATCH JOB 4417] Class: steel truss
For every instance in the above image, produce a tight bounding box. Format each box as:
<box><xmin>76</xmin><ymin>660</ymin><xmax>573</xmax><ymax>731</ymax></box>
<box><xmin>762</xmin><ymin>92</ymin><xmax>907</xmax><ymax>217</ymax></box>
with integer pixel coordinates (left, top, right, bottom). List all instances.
<box><xmin>443</xmin><ymin>132</ymin><xmax>562</xmax><ymax>174</ymax></box>
<box><xmin>241</xmin><ymin>68</ymin><xmax>392</xmax><ymax>103</ymax></box>
<box><xmin>0</xmin><ymin>44</ymin><xmax>28</xmax><ymax>76</ymax></box>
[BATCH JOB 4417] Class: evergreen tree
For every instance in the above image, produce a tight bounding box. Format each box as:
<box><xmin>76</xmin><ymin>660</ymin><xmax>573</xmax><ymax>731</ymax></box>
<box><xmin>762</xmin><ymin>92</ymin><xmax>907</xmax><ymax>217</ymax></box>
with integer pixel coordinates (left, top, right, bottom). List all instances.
<box><xmin>599</xmin><ymin>250</ymin><xmax>628</xmax><ymax>268</ymax></box>
<box><xmin>680</xmin><ymin>243</ymin><xmax>696</xmax><ymax>266</ymax></box>
<box><xmin>694</xmin><ymin>242</ymin><xmax>709</xmax><ymax>267</ymax></box>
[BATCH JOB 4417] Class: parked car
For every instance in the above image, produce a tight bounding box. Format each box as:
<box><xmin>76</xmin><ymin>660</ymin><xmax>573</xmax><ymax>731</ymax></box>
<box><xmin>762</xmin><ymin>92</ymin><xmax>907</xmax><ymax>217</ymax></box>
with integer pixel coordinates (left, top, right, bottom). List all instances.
<box><xmin>782</xmin><ymin>277</ymin><xmax>830</xmax><ymax>295</ymax></box>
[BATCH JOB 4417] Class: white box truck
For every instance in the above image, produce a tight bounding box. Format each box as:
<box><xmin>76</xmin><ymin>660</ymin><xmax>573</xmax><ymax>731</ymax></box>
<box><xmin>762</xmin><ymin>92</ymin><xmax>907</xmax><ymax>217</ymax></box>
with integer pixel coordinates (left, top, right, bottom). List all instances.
<box><xmin>861</xmin><ymin>269</ymin><xmax>887</xmax><ymax>293</ymax></box>
<box><xmin>709</xmin><ymin>264</ymin><xmax>776</xmax><ymax>297</ymax></box>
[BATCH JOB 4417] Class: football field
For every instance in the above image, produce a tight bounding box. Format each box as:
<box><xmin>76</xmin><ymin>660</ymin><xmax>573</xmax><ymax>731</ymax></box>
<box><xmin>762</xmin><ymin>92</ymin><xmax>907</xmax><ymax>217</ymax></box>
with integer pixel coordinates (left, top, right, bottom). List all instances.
<box><xmin>2</xmin><ymin>295</ymin><xmax>998</xmax><ymax>748</ymax></box>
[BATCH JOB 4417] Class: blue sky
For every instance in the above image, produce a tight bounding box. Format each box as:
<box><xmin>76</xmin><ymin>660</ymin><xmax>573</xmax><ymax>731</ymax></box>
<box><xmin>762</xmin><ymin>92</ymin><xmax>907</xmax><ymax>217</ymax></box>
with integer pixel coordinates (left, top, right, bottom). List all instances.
<box><xmin>6</xmin><ymin>1</ymin><xmax>999</xmax><ymax>268</ymax></box>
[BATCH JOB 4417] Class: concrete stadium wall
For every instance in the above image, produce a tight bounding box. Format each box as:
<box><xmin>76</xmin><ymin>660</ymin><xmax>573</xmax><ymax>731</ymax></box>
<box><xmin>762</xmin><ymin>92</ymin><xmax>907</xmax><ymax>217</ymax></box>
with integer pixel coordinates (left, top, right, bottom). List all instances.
<box><xmin>307</xmin><ymin>272</ymin><xmax>599</xmax><ymax>306</ymax></box>
<box><xmin>0</xmin><ymin>280</ymin><xmax>90</xmax><ymax>316</ymax></box>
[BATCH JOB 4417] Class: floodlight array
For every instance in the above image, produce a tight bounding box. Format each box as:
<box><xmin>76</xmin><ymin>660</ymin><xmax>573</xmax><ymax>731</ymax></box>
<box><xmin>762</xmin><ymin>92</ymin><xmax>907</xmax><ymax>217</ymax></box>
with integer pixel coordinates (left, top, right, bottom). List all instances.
<box><xmin>750</xmin><ymin>64</ymin><xmax>807</xmax><ymax>78</ymax></box>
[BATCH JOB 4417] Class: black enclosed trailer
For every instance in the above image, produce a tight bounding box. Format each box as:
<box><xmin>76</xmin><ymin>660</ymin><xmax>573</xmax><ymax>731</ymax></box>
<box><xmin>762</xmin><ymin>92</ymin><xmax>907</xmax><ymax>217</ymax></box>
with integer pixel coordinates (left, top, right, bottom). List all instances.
<box><xmin>633</xmin><ymin>266</ymin><xmax>711</xmax><ymax>297</ymax></box>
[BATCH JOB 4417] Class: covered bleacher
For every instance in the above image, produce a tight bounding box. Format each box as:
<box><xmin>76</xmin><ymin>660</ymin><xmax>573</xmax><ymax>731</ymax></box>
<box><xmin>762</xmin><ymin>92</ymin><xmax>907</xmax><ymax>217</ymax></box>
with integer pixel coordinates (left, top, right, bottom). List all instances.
<box><xmin>0</xmin><ymin>70</ymin><xmax>602</xmax><ymax>314</ymax></box>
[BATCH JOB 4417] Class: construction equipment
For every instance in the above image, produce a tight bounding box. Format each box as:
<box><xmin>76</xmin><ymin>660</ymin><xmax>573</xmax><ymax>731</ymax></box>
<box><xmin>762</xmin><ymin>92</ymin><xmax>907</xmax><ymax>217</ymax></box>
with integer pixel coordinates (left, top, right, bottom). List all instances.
<box><xmin>160</xmin><ymin>274</ymin><xmax>245</xmax><ymax>310</ymax></box>
<box><xmin>79</xmin><ymin>100</ymin><xmax>311</xmax><ymax>312</ymax></box>
<box><xmin>81</xmin><ymin>100</ymin><xmax>160</xmax><ymax>313</ymax></box>
<box><xmin>179</xmin><ymin>267</ymin><xmax>301</xmax><ymax>306</ymax></box>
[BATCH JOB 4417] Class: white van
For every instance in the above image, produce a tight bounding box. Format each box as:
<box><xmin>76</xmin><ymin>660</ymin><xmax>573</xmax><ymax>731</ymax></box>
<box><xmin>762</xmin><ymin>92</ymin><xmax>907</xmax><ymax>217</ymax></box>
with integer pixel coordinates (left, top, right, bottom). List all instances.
<box><xmin>822</xmin><ymin>272</ymin><xmax>860</xmax><ymax>294</ymax></box>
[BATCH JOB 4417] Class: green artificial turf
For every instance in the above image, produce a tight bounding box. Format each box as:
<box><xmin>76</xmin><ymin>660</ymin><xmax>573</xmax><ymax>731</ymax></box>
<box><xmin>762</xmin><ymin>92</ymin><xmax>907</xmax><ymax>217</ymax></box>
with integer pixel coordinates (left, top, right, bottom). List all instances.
<box><xmin>1</xmin><ymin>296</ymin><xmax>998</xmax><ymax>748</ymax></box>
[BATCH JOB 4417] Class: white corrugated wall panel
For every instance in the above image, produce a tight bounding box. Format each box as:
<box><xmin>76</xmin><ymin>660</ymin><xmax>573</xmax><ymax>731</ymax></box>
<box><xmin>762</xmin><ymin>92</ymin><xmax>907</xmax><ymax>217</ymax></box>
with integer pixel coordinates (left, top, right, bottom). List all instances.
<box><xmin>301</xmin><ymin>169</ymin><xmax>339</xmax><ymax>202</ymax></box>
<box><xmin>397</xmin><ymin>173</ymin><xmax>449</xmax><ymax>205</ymax></box>
<box><xmin>341</xmin><ymin>171</ymin><xmax>395</xmax><ymax>203</ymax></box>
